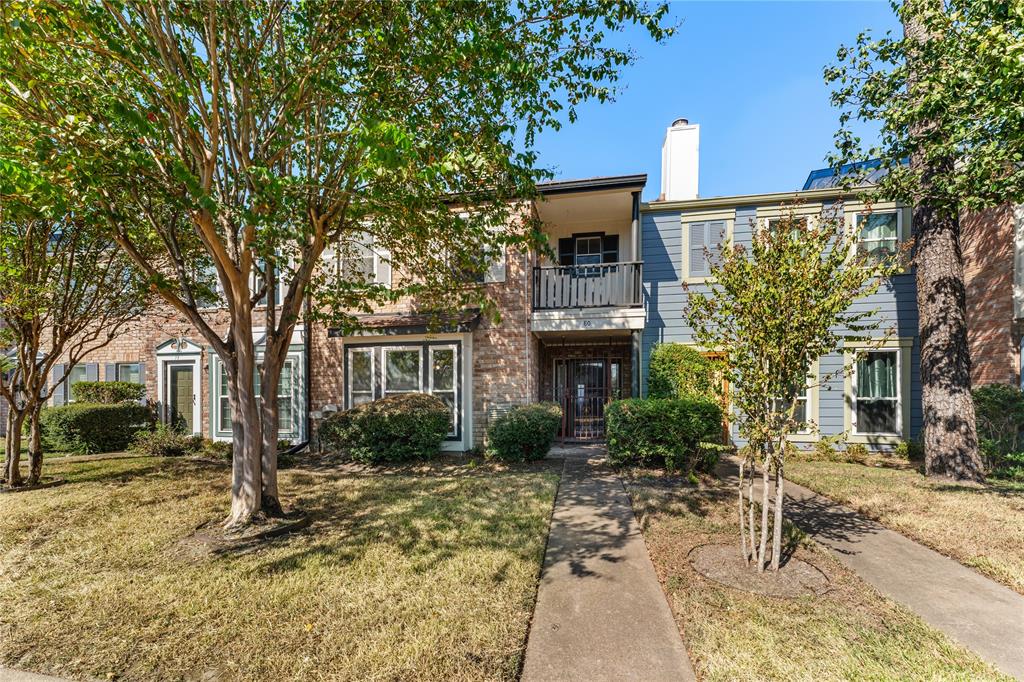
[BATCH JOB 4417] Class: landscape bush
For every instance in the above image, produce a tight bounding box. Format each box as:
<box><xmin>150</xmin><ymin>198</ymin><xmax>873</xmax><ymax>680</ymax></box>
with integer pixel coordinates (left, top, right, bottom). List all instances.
<box><xmin>893</xmin><ymin>439</ymin><xmax>925</xmax><ymax>462</ymax></box>
<box><xmin>319</xmin><ymin>393</ymin><xmax>451</xmax><ymax>463</ymax></box>
<box><xmin>972</xmin><ymin>383</ymin><xmax>1024</xmax><ymax>476</ymax></box>
<box><xmin>606</xmin><ymin>397</ymin><xmax>722</xmax><ymax>472</ymax></box>
<box><xmin>70</xmin><ymin>380</ymin><xmax>146</xmax><ymax>405</ymax></box>
<box><xmin>487</xmin><ymin>402</ymin><xmax>562</xmax><ymax>462</ymax></box>
<box><xmin>129</xmin><ymin>422</ymin><xmax>205</xmax><ymax>458</ymax></box>
<box><xmin>844</xmin><ymin>442</ymin><xmax>870</xmax><ymax>464</ymax></box>
<box><xmin>647</xmin><ymin>343</ymin><xmax>720</xmax><ymax>400</ymax></box>
<box><xmin>41</xmin><ymin>402</ymin><xmax>153</xmax><ymax>454</ymax></box>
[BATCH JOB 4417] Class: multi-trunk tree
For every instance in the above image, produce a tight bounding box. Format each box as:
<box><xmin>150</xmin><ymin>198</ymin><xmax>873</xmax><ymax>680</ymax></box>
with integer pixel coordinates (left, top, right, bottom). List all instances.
<box><xmin>827</xmin><ymin>0</ymin><xmax>1024</xmax><ymax>481</ymax></box>
<box><xmin>0</xmin><ymin>1</ymin><xmax>672</xmax><ymax>525</ymax></box>
<box><xmin>687</xmin><ymin>206</ymin><xmax>900</xmax><ymax>572</ymax></box>
<box><xmin>0</xmin><ymin>143</ymin><xmax>147</xmax><ymax>487</ymax></box>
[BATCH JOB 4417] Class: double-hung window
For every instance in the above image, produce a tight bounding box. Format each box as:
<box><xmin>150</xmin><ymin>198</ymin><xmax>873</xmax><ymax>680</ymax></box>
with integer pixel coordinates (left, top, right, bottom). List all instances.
<box><xmin>853</xmin><ymin>350</ymin><xmax>900</xmax><ymax>435</ymax></box>
<box><xmin>116</xmin><ymin>362</ymin><xmax>142</xmax><ymax>384</ymax></box>
<box><xmin>217</xmin><ymin>360</ymin><xmax>297</xmax><ymax>435</ymax></box>
<box><xmin>383</xmin><ymin>348</ymin><xmax>422</xmax><ymax>396</ymax></box>
<box><xmin>429</xmin><ymin>346</ymin><xmax>458</xmax><ymax>436</ymax></box>
<box><xmin>765</xmin><ymin>216</ymin><xmax>808</xmax><ymax>240</ymax></box>
<box><xmin>856</xmin><ymin>211</ymin><xmax>900</xmax><ymax>263</ymax></box>
<box><xmin>338</xmin><ymin>233</ymin><xmax>391</xmax><ymax>287</ymax></box>
<box><xmin>66</xmin><ymin>365</ymin><xmax>89</xmax><ymax>402</ymax></box>
<box><xmin>348</xmin><ymin>349</ymin><xmax>375</xmax><ymax>406</ymax></box>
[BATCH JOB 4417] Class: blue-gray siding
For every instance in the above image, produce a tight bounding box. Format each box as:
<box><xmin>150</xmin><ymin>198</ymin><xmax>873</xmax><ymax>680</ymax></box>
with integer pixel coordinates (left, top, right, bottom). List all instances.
<box><xmin>641</xmin><ymin>206</ymin><xmax>922</xmax><ymax>448</ymax></box>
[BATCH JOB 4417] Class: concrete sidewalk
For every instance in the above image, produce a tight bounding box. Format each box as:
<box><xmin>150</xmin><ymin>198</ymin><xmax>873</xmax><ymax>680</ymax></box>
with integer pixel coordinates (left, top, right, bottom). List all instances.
<box><xmin>734</xmin><ymin>460</ymin><xmax>1024</xmax><ymax>680</ymax></box>
<box><xmin>521</xmin><ymin>451</ymin><xmax>695</xmax><ymax>682</ymax></box>
<box><xmin>0</xmin><ymin>668</ymin><xmax>73</xmax><ymax>681</ymax></box>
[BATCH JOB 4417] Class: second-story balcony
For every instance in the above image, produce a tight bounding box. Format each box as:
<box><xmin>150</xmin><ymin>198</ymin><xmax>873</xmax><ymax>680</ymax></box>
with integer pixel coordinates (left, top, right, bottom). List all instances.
<box><xmin>532</xmin><ymin>262</ymin><xmax>643</xmax><ymax>310</ymax></box>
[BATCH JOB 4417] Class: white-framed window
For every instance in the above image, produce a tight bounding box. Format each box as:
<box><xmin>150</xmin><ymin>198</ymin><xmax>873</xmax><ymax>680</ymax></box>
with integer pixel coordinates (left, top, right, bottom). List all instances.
<box><xmin>216</xmin><ymin>358</ymin><xmax>297</xmax><ymax>436</ymax></box>
<box><xmin>337</xmin><ymin>233</ymin><xmax>391</xmax><ymax>288</ymax></box>
<box><xmin>346</xmin><ymin>342</ymin><xmax>461</xmax><ymax>439</ymax></box>
<box><xmin>429</xmin><ymin>345</ymin><xmax>458</xmax><ymax>436</ymax></box>
<box><xmin>764</xmin><ymin>215</ymin><xmax>810</xmax><ymax>239</ymax></box>
<box><xmin>347</xmin><ymin>348</ymin><xmax>375</xmax><ymax>406</ymax></box>
<box><xmin>116</xmin><ymin>362</ymin><xmax>142</xmax><ymax>384</ymax></box>
<box><xmin>574</xmin><ymin>236</ymin><xmax>603</xmax><ymax>267</ymax></box>
<box><xmin>852</xmin><ymin>350</ymin><xmax>901</xmax><ymax>435</ymax></box>
<box><xmin>382</xmin><ymin>347</ymin><xmax>423</xmax><ymax>396</ymax></box>
<box><xmin>66</xmin><ymin>365</ymin><xmax>89</xmax><ymax>402</ymax></box>
<box><xmin>855</xmin><ymin>210</ymin><xmax>901</xmax><ymax>263</ymax></box>
<box><xmin>773</xmin><ymin>384</ymin><xmax>811</xmax><ymax>432</ymax></box>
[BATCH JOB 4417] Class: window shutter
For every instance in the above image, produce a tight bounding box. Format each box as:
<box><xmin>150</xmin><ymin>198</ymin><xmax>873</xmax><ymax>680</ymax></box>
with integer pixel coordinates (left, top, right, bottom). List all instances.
<box><xmin>86</xmin><ymin>363</ymin><xmax>99</xmax><ymax>382</ymax></box>
<box><xmin>375</xmin><ymin>250</ymin><xmax>392</xmax><ymax>288</ymax></box>
<box><xmin>688</xmin><ymin>222</ymin><xmax>707</xmax><ymax>276</ymax></box>
<box><xmin>483</xmin><ymin>245</ymin><xmax>506</xmax><ymax>283</ymax></box>
<box><xmin>105</xmin><ymin>363</ymin><xmax>117</xmax><ymax>381</ymax></box>
<box><xmin>602</xmin><ymin>235</ymin><xmax>619</xmax><ymax>264</ymax></box>
<box><xmin>708</xmin><ymin>221</ymin><xmax>727</xmax><ymax>268</ymax></box>
<box><xmin>558</xmin><ymin>238</ymin><xmax>574</xmax><ymax>266</ymax></box>
<box><xmin>51</xmin><ymin>363</ymin><xmax>66</xmax><ymax>405</ymax></box>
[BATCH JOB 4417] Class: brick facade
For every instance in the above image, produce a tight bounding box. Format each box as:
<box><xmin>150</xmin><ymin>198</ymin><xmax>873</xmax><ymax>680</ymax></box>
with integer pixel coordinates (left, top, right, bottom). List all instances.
<box><xmin>962</xmin><ymin>204</ymin><xmax>1020</xmax><ymax>388</ymax></box>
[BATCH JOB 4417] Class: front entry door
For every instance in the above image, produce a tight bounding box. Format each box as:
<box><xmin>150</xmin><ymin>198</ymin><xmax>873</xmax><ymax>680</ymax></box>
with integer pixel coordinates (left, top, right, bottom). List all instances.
<box><xmin>554</xmin><ymin>358</ymin><xmax>615</xmax><ymax>441</ymax></box>
<box><xmin>165</xmin><ymin>363</ymin><xmax>195</xmax><ymax>433</ymax></box>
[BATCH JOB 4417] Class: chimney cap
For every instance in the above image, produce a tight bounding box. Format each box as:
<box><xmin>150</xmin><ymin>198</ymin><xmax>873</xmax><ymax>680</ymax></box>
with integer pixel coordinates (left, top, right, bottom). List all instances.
<box><xmin>671</xmin><ymin>117</ymin><xmax>690</xmax><ymax>127</ymax></box>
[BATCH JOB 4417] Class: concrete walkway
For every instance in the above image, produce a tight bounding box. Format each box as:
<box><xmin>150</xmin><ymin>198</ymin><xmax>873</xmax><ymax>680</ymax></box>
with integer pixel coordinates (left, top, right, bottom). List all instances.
<box><xmin>0</xmin><ymin>668</ymin><xmax>73</xmax><ymax>681</ymax></box>
<box><xmin>521</xmin><ymin>449</ymin><xmax>695</xmax><ymax>682</ymax></box>
<box><xmin>735</xmin><ymin>460</ymin><xmax>1024</xmax><ymax>680</ymax></box>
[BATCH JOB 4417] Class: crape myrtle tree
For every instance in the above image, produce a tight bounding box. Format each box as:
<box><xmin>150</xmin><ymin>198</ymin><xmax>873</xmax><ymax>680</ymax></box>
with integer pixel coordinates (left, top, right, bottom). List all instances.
<box><xmin>0</xmin><ymin>1</ymin><xmax>673</xmax><ymax>526</ymax></box>
<box><xmin>0</xmin><ymin>135</ymin><xmax>147</xmax><ymax>487</ymax></box>
<box><xmin>686</xmin><ymin>206</ymin><xmax>901</xmax><ymax>572</ymax></box>
<box><xmin>826</xmin><ymin>0</ymin><xmax>1024</xmax><ymax>481</ymax></box>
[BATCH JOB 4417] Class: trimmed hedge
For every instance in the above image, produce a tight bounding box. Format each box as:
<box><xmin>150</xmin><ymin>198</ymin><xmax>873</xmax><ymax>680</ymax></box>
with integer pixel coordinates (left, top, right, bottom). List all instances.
<box><xmin>319</xmin><ymin>393</ymin><xmax>450</xmax><ymax>463</ymax></box>
<box><xmin>487</xmin><ymin>402</ymin><xmax>562</xmax><ymax>462</ymax></box>
<box><xmin>129</xmin><ymin>423</ymin><xmax>205</xmax><ymax>458</ymax></box>
<box><xmin>606</xmin><ymin>397</ymin><xmax>723</xmax><ymax>472</ymax></box>
<box><xmin>41</xmin><ymin>402</ymin><xmax>154</xmax><ymax>454</ymax></box>
<box><xmin>71</xmin><ymin>381</ymin><xmax>146</xmax><ymax>405</ymax></box>
<box><xmin>648</xmin><ymin>343</ymin><xmax>719</xmax><ymax>400</ymax></box>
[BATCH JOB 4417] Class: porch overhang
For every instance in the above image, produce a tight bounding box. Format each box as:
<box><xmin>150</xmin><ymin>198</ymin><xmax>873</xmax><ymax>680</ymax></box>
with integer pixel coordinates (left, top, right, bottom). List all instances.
<box><xmin>531</xmin><ymin>307</ymin><xmax>645</xmax><ymax>334</ymax></box>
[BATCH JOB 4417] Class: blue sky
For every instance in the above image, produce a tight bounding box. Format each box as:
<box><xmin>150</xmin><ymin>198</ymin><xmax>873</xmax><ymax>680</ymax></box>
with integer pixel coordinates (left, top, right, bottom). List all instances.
<box><xmin>532</xmin><ymin>1</ymin><xmax>900</xmax><ymax>200</ymax></box>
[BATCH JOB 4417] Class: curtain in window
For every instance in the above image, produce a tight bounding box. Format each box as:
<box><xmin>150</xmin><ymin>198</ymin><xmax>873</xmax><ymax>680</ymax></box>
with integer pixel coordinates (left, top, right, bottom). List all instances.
<box><xmin>857</xmin><ymin>352</ymin><xmax>896</xmax><ymax>398</ymax></box>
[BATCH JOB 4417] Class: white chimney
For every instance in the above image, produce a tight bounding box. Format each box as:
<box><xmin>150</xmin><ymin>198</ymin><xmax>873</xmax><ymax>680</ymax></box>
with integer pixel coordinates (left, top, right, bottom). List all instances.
<box><xmin>661</xmin><ymin>118</ymin><xmax>699</xmax><ymax>201</ymax></box>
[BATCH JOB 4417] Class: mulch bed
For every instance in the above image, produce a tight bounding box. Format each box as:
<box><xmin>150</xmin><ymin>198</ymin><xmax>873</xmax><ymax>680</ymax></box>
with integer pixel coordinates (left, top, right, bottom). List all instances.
<box><xmin>688</xmin><ymin>543</ymin><xmax>830</xmax><ymax>598</ymax></box>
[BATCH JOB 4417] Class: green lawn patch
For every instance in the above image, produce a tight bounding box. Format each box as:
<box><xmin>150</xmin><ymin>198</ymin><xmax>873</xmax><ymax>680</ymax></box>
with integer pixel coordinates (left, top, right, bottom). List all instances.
<box><xmin>0</xmin><ymin>456</ymin><xmax>559</xmax><ymax>681</ymax></box>
<box><xmin>787</xmin><ymin>459</ymin><xmax>1024</xmax><ymax>596</ymax></box>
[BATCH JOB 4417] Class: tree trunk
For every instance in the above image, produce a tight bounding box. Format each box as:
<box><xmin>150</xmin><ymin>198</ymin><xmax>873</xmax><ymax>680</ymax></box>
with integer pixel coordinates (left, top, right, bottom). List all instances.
<box><xmin>4</xmin><ymin>409</ymin><xmax>25</xmax><ymax>487</ymax></box>
<box><xmin>906</xmin><ymin>3</ymin><xmax>986</xmax><ymax>483</ymax></box>
<box><xmin>259</xmin><ymin>363</ymin><xmax>283</xmax><ymax>517</ymax></box>
<box><xmin>747</xmin><ymin>463</ymin><xmax>756</xmax><ymax>566</ymax></box>
<box><xmin>738</xmin><ymin>460</ymin><xmax>749</xmax><ymax>565</ymax></box>
<box><xmin>770</xmin><ymin>456</ymin><xmax>784</xmax><ymax>572</ymax></box>
<box><xmin>27</xmin><ymin>403</ymin><xmax>43</xmax><ymax>486</ymax></box>
<box><xmin>756</xmin><ymin>448</ymin><xmax>771</xmax><ymax>573</ymax></box>
<box><xmin>226</xmin><ymin>330</ymin><xmax>263</xmax><ymax>529</ymax></box>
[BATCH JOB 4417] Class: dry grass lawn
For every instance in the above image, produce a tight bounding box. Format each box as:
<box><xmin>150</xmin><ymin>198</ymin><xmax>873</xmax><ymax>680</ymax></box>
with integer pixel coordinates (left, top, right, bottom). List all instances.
<box><xmin>787</xmin><ymin>460</ymin><xmax>1024</xmax><ymax>595</ymax></box>
<box><xmin>624</xmin><ymin>473</ymin><xmax>1009</xmax><ymax>681</ymax></box>
<box><xmin>0</xmin><ymin>456</ymin><xmax>559</xmax><ymax>681</ymax></box>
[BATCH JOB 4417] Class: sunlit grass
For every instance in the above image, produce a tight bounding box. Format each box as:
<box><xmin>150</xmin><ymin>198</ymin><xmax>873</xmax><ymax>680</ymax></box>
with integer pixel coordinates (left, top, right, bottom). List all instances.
<box><xmin>0</xmin><ymin>456</ymin><xmax>559</xmax><ymax>681</ymax></box>
<box><xmin>787</xmin><ymin>460</ymin><xmax>1024</xmax><ymax>595</ymax></box>
<box><xmin>624</xmin><ymin>473</ymin><xmax>1008</xmax><ymax>681</ymax></box>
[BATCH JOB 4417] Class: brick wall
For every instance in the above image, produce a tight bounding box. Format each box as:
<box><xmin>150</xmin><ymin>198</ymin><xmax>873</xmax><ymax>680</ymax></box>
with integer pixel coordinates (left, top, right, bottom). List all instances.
<box><xmin>962</xmin><ymin>204</ymin><xmax>1019</xmax><ymax>388</ymax></box>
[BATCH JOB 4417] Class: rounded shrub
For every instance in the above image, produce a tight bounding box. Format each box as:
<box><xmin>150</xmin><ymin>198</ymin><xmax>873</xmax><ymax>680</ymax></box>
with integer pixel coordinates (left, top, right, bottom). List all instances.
<box><xmin>129</xmin><ymin>422</ymin><xmax>205</xmax><ymax>458</ymax></box>
<box><xmin>70</xmin><ymin>381</ymin><xmax>146</xmax><ymax>405</ymax></box>
<box><xmin>648</xmin><ymin>343</ymin><xmax>719</xmax><ymax>400</ymax></box>
<box><xmin>972</xmin><ymin>383</ymin><xmax>1024</xmax><ymax>473</ymax></box>
<box><xmin>41</xmin><ymin>402</ymin><xmax>154</xmax><ymax>454</ymax></box>
<box><xmin>487</xmin><ymin>402</ymin><xmax>562</xmax><ymax>462</ymax></box>
<box><xmin>319</xmin><ymin>393</ymin><xmax>450</xmax><ymax>463</ymax></box>
<box><xmin>606</xmin><ymin>397</ymin><xmax>723</xmax><ymax>471</ymax></box>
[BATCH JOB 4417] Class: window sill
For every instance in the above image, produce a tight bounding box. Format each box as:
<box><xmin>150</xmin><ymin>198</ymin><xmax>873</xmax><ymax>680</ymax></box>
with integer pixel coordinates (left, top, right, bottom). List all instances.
<box><xmin>846</xmin><ymin>431</ymin><xmax>904</xmax><ymax>446</ymax></box>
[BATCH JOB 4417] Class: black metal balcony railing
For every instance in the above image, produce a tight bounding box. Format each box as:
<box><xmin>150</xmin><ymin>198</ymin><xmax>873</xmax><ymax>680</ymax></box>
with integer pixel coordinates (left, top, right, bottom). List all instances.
<box><xmin>532</xmin><ymin>262</ymin><xmax>643</xmax><ymax>310</ymax></box>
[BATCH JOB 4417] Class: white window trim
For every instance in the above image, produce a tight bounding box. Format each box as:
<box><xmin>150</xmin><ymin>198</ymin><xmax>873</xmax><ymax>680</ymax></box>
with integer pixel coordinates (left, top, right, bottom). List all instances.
<box><xmin>853</xmin><ymin>209</ymin><xmax>903</xmax><ymax>261</ymax></box>
<box><xmin>786</xmin><ymin>360</ymin><xmax>820</xmax><ymax>443</ymax></box>
<box><xmin>212</xmin><ymin>352</ymin><xmax>302</xmax><ymax>440</ymax></box>
<box><xmin>337</xmin><ymin>234</ymin><xmax>391</xmax><ymax>288</ymax></box>
<box><xmin>844</xmin><ymin>338</ymin><xmax>913</xmax><ymax>445</ymax></box>
<box><xmin>115</xmin><ymin>362</ymin><xmax>142</xmax><ymax>383</ymax></box>
<box><xmin>428</xmin><ymin>344</ymin><xmax>459</xmax><ymax>437</ymax></box>
<box><xmin>382</xmin><ymin>346</ymin><xmax>424</xmax><ymax>396</ymax></box>
<box><xmin>65</xmin><ymin>365</ymin><xmax>89</xmax><ymax>403</ymax></box>
<box><xmin>346</xmin><ymin>347</ymin><xmax>376</xmax><ymax>408</ymax></box>
<box><xmin>682</xmin><ymin>215</ymin><xmax>734</xmax><ymax>284</ymax></box>
<box><xmin>761</xmin><ymin>214</ymin><xmax>815</xmax><ymax>237</ymax></box>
